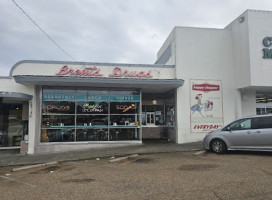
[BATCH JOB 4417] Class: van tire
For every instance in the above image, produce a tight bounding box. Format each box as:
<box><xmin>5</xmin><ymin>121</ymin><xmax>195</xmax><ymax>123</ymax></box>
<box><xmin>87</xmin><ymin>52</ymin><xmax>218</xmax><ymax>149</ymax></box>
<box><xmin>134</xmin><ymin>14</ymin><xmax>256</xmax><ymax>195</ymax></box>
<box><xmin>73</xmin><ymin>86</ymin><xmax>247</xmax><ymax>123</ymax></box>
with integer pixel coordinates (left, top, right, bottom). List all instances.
<box><xmin>210</xmin><ymin>139</ymin><xmax>227</xmax><ymax>154</ymax></box>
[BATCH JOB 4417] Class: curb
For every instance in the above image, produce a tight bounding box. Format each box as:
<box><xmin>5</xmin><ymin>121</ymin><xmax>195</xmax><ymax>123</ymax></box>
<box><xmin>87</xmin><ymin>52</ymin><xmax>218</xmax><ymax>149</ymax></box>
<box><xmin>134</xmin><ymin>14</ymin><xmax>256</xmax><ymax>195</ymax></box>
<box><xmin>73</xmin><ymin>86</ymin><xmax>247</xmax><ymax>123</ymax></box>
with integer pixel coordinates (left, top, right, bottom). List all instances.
<box><xmin>0</xmin><ymin>147</ymin><xmax>204</xmax><ymax>167</ymax></box>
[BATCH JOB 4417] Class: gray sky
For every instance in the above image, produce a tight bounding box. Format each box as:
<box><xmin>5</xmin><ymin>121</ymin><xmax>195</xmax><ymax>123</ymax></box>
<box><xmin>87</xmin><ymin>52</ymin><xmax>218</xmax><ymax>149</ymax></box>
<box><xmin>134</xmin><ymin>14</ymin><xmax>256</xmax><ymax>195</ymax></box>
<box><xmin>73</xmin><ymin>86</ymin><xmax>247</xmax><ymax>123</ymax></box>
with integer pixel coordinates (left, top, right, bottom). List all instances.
<box><xmin>0</xmin><ymin>0</ymin><xmax>272</xmax><ymax>76</ymax></box>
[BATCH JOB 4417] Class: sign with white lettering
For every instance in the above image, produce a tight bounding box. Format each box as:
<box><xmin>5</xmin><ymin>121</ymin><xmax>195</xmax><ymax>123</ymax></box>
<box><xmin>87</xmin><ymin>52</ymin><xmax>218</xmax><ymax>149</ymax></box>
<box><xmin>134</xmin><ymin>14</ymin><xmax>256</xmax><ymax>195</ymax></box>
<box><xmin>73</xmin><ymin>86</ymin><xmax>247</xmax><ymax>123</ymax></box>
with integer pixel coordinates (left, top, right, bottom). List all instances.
<box><xmin>190</xmin><ymin>79</ymin><xmax>223</xmax><ymax>133</ymax></box>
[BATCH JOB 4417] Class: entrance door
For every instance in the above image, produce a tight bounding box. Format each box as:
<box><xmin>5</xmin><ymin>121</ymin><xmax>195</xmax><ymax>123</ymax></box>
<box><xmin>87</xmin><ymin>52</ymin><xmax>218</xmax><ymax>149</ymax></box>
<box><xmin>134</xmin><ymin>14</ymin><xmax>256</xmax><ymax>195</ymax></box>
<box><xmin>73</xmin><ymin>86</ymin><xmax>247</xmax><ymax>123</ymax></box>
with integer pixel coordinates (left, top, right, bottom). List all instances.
<box><xmin>0</xmin><ymin>103</ymin><xmax>23</xmax><ymax>147</ymax></box>
<box><xmin>146</xmin><ymin>112</ymin><xmax>155</xmax><ymax>126</ymax></box>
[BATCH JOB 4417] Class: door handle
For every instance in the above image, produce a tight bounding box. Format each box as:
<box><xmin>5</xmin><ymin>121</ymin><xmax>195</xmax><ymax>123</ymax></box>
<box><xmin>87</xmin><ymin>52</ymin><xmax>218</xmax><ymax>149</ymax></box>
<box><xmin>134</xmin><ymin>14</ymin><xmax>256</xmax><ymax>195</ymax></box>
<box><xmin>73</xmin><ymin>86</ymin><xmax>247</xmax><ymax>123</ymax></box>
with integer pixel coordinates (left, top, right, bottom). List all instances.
<box><xmin>255</xmin><ymin>131</ymin><xmax>261</xmax><ymax>134</ymax></box>
<box><xmin>247</xmin><ymin>131</ymin><xmax>250</xmax><ymax>134</ymax></box>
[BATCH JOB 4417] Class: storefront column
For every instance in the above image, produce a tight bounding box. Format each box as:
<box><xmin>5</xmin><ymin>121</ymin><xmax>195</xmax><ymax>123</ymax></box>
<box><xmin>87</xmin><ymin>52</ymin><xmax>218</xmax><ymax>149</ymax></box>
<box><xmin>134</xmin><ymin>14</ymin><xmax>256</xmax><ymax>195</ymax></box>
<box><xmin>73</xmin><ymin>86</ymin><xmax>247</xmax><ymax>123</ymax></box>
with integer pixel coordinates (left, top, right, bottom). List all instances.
<box><xmin>235</xmin><ymin>89</ymin><xmax>242</xmax><ymax>119</ymax></box>
<box><xmin>27</xmin><ymin>87</ymin><xmax>39</xmax><ymax>154</ymax></box>
<box><xmin>241</xmin><ymin>90</ymin><xmax>256</xmax><ymax>117</ymax></box>
<box><xmin>175</xmin><ymin>87</ymin><xmax>190</xmax><ymax>143</ymax></box>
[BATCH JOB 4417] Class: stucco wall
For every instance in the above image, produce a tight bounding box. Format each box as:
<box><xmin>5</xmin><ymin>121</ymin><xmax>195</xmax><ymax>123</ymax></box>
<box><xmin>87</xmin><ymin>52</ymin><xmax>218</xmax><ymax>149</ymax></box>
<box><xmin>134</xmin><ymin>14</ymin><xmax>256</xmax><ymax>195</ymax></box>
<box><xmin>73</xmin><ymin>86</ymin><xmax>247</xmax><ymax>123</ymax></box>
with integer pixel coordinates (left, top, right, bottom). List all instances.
<box><xmin>0</xmin><ymin>78</ymin><xmax>34</xmax><ymax>95</ymax></box>
<box><xmin>248</xmin><ymin>11</ymin><xmax>272</xmax><ymax>87</ymax></box>
<box><xmin>174</xmin><ymin>27</ymin><xmax>236</xmax><ymax>143</ymax></box>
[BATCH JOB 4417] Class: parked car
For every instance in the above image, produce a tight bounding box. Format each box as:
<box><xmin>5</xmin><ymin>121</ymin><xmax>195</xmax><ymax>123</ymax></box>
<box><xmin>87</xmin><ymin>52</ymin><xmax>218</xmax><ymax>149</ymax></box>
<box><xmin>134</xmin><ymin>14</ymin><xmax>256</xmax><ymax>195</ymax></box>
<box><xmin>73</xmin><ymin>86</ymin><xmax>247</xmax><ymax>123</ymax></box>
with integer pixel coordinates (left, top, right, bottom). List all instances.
<box><xmin>203</xmin><ymin>114</ymin><xmax>272</xmax><ymax>154</ymax></box>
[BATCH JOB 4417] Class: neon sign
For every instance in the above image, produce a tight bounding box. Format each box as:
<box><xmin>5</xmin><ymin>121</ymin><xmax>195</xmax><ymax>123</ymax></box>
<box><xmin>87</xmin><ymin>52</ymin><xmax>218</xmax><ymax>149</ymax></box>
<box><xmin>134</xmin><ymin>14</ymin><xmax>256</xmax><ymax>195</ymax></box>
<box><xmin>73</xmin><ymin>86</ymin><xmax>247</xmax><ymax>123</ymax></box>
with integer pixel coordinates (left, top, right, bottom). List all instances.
<box><xmin>56</xmin><ymin>66</ymin><xmax>152</xmax><ymax>78</ymax></box>
<box><xmin>109</xmin><ymin>67</ymin><xmax>152</xmax><ymax>78</ymax></box>
<box><xmin>46</xmin><ymin>105</ymin><xmax>70</xmax><ymax>111</ymax></box>
<box><xmin>56</xmin><ymin>65</ymin><xmax>102</xmax><ymax>76</ymax></box>
<box><xmin>116</xmin><ymin>104</ymin><xmax>136</xmax><ymax>112</ymax></box>
<box><xmin>82</xmin><ymin>103</ymin><xmax>103</xmax><ymax>113</ymax></box>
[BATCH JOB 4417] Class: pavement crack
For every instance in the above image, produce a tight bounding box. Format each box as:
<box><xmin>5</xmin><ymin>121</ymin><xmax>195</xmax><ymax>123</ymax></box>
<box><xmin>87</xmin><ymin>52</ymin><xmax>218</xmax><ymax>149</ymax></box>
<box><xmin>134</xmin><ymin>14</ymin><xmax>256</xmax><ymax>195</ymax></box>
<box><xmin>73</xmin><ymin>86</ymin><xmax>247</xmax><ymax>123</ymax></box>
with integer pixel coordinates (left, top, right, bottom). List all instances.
<box><xmin>213</xmin><ymin>191</ymin><xmax>223</xmax><ymax>200</ymax></box>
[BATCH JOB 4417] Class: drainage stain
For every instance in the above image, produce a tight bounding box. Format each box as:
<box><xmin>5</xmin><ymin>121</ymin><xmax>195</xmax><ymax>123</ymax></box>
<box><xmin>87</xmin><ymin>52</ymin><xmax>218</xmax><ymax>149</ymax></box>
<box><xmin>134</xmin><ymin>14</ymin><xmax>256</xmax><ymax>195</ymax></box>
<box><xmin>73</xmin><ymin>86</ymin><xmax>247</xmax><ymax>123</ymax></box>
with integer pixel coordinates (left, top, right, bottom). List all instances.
<box><xmin>59</xmin><ymin>167</ymin><xmax>75</xmax><ymax>172</ymax></box>
<box><xmin>29</xmin><ymin>166</ymin><xmax>61</xmax><ymax>174</ymax></box>
<box><xmin>62</xmin><ymin>178</ymin><xmax>95</xmax><ymax>183</ymax></box>
<box><xmin>179</xmin><ymin>164</ymin><xmax>218</xmax><ymax>171</ymax></box>
<box><xmin>133</xmin><ymin>158</ymin><xmax>153</xmax><ymax>163</ymax></box>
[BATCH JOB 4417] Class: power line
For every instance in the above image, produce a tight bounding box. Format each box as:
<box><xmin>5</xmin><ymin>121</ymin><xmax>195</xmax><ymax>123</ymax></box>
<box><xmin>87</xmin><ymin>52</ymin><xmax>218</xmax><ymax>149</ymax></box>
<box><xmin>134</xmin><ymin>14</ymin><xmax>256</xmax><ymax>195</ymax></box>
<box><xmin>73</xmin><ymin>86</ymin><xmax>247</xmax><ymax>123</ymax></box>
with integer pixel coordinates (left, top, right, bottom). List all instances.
<box><xmin>11</xmin><ymin>0</ymin><xmax>78</xmax><ymax>61</ymax></box>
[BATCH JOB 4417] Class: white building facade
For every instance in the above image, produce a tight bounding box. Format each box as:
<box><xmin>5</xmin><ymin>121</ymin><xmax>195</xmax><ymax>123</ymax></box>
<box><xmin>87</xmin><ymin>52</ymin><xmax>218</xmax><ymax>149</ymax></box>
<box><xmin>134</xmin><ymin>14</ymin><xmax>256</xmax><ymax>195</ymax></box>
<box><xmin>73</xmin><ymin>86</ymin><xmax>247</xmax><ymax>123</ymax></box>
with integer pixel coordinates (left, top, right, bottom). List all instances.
<box><xmin>0</xmin><ymin>10</ymin><xmax>271</xmax><ymax>154</ymax></box>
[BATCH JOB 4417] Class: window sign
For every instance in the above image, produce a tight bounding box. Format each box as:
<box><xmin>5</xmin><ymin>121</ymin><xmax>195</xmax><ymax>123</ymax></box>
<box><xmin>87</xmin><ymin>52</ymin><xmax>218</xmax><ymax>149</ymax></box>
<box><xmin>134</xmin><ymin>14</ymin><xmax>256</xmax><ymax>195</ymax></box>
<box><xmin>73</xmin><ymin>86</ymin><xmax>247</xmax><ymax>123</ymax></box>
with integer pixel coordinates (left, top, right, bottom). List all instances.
<box><xmin>110</xmin><ymin>95</ymin><xmax>140</xmax><ymax>102</ymax></box>
<box><xmin>77</xmin><ymin>94</ymin><xmax>108</xmax><ymax>101</ymax></box>
<box><xmin>43</xmin><ymin>94</ymin><xmax>76</xmax><ymax>101</ymax></box>
<box><xmin>110</xmin><ymin>102</ymin><xmax>138</xmax><ymax>114</ymax></box>
<box><xmin>77</xmin><ymin>102</ymin><xmax>108</xmax><ymax>114</ymax></box>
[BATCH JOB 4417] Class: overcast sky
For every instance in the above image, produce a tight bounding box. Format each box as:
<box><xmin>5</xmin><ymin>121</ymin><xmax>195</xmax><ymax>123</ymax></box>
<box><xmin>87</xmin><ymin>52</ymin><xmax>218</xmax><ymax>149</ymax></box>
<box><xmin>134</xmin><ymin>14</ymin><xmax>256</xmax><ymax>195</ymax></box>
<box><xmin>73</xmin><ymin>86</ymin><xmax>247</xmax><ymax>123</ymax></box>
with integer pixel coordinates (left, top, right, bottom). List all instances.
<box><xmin>0</xmin><ymin>0</ymin><xmax>272</xmax><ymax>76</ymax></box>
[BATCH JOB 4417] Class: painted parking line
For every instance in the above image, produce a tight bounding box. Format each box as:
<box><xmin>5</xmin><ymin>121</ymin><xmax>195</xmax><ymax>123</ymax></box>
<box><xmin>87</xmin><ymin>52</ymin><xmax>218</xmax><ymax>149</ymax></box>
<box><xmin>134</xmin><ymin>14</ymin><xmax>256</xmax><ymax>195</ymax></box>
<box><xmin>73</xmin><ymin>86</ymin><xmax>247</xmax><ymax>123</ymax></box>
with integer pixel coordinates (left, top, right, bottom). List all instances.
<box><xmin>194</xmin><ymin>150</ymin><xmax>207</xmax><ymax>155</ymax></box>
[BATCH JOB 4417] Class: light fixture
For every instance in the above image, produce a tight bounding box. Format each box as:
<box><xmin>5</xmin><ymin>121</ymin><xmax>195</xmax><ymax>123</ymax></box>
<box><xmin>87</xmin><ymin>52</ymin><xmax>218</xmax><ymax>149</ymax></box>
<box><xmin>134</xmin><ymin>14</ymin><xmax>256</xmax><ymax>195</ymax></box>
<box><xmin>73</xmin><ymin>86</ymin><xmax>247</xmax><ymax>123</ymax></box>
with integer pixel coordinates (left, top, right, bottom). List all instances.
<box><xmin>238</xmin><ymin>16</ymin><xmax>245</xmax><ymax>23</ymax></box>
<box><xmin>152</xmin><ymin>97</ymin><xmax>157</xmax><ymax>105</ymax></box>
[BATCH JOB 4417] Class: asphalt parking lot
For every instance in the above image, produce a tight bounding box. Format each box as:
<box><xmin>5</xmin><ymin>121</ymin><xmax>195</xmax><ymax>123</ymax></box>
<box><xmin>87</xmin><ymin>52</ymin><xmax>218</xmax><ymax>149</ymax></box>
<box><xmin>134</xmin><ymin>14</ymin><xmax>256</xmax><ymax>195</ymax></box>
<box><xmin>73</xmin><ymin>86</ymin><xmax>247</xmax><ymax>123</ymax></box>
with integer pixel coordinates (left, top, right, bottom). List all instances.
<box><xmin>1</xmin><ymin>151</ymin><xmax>272</xmax><ymax>200</ymax></box>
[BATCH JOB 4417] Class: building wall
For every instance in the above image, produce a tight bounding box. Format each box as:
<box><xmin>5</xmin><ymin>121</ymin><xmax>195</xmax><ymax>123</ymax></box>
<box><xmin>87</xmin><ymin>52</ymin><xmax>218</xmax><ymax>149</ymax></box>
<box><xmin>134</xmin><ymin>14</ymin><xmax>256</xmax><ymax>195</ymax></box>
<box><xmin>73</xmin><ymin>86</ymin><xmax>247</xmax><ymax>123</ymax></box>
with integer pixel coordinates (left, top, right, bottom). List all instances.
<box><xmin>247</xmin><ymin>11</ymin><xmax>272</xmax><ymax>87</ymax></box>
<box><xmin>225</xmin><ymin>11</ymin><xmax>251</xmax><ymax>89</ymax></box>
<box><xmin>174</xmin><ymin>27</ymin><xmax>237</xmax><ymax>143</ymax></box>
<box><xmin>0</xmin><ymin>78</ymin><xmax>34</xmax><ymax>96</ymax></box>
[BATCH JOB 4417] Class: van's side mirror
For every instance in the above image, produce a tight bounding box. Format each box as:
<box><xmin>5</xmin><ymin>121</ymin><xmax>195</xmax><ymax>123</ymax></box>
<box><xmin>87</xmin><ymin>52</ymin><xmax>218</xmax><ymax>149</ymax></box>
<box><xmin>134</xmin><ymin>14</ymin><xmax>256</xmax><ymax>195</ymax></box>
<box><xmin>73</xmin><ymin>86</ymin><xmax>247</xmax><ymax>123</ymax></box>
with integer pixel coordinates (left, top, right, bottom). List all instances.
<box><xmin>226</xmin><ymin>126</ymin><xmax>231</xmax><ymax>132</ymax></box>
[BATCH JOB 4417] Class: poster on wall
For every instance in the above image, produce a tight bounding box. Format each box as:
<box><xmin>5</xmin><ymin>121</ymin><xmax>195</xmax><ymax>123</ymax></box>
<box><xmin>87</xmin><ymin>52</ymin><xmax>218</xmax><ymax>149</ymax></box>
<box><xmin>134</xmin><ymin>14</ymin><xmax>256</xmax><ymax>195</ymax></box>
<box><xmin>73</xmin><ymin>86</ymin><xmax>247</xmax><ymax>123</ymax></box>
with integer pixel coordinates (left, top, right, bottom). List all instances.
<box><xmin>190</xmin><ymin>79</ymin><xmax>224</xmax><ymax>133</ymax></box>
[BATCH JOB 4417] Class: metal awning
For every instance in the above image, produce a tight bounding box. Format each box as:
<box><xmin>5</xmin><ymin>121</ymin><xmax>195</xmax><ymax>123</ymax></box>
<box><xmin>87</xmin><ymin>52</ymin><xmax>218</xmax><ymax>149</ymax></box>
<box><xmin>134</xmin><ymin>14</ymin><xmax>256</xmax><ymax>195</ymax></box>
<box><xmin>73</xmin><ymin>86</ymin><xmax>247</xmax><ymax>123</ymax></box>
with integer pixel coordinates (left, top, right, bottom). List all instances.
<box><xmin>14</xmin><ymin>76</ymin><xmax>184</xmax><ymax>93</ymax></box>
<box><xmin>0</xmin><ymin>91</ymin><xmax>32</xmax><ymax>100</ymax></box>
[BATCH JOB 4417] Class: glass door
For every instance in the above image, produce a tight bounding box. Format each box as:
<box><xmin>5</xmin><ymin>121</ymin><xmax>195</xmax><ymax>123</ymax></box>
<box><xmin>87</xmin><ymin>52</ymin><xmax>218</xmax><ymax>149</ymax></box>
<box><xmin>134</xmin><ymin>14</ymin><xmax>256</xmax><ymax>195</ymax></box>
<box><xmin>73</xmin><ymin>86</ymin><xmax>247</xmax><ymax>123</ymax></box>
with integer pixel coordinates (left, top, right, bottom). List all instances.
<box><xmin>0</xmin><ymin>103</ymin><xmax>23</xmax><ymax>147</ymax></box>
<box><xmin>146</xmin><ymin>112</ymin><xmax>155</xmax><ymax>125</ymax></box>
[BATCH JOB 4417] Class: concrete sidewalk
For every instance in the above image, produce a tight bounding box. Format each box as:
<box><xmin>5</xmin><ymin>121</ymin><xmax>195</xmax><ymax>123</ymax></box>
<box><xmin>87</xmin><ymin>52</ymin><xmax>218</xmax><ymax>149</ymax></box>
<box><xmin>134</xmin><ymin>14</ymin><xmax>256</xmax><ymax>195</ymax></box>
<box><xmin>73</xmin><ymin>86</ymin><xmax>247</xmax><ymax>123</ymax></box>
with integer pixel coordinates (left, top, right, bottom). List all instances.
<box><xmin>0</xmin><ymin>141</ymin><xmax>203</xmax><ymax>167</ymax></box>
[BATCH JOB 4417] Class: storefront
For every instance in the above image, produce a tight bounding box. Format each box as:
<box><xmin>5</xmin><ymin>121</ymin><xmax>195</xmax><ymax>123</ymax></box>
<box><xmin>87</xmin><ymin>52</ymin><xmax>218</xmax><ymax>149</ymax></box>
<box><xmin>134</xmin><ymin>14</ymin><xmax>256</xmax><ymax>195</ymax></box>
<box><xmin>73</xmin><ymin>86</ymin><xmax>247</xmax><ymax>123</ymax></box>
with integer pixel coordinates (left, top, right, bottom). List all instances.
<box><xmin>0</xmin><ymin>61</ymin><xmax>182</xmax><ymax>154</ymax></box>
<box><xmin>1</xmin><ymin>9</ymin><xmax>272</xmax><ymax>154</ymax></box>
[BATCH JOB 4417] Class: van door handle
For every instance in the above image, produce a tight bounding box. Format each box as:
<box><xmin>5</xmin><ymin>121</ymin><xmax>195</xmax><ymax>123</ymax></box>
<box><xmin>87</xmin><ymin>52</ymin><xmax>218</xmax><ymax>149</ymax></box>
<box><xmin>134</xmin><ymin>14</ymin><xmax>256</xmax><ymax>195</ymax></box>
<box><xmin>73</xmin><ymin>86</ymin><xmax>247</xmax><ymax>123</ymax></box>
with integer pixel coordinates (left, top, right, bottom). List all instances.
<box><xmin>247</xmin><ymin>131</ymin><xmax>250</xmax><ymax>134</ymax></box>
<box><xmin>255</xmin><ymin>131</ymin><xmax>261</xmax><ymax>134</ymax></box>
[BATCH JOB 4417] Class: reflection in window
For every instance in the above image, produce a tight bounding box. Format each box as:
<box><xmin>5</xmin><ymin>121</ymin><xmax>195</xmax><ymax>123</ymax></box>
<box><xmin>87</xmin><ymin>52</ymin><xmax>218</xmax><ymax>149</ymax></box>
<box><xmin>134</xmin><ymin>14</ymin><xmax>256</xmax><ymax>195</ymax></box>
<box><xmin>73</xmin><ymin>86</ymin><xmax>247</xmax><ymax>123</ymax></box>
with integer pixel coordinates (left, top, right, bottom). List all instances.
<box><xmin>229</xmin><ymin>119</ymin><xmax>251</xmax><ymax>131</ymax></box>
<box><xmin>110</xmin><ymin>115</ymin><xmax>139</xmax><ymax>126</ymax></box>
<box><xmin>76</xmin><ymin>128</ymin><xmax>108</xmax><ymax>141</ymax></box>
<box><xmin>41</xmin><ymin>88</ymin><xmax>141</xmax><ymax>142</ymax></box>
<box><xmin>110</xmin><ymin>128</ymin><xmax>139</xmax><ymax>141</ymax></box>
<box><xmin>77</xmin><ymin>115</ymin><xmax>108</xmax><ymax>126</ymax></box>
<box><xmin>42</xmin><ymin>115</ymin><xmax>75</xmax><ymax>128</ymax></box>
<box><xmin>42</xmin><ymin>129</ymin><xmax>75</xmax><ymax>142</ymax></box>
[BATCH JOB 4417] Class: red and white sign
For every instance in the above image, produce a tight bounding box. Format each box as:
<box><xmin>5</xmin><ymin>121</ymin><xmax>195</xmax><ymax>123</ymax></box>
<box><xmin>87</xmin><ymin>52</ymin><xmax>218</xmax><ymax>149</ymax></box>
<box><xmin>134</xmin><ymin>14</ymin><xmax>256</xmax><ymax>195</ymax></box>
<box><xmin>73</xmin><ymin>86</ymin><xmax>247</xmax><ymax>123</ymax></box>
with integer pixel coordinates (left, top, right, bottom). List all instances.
<box><xmin>190</xmin><ymin>79</ymin><xmax>223</xmax><ymax>133</ymax></box>
<box><xmin>192</xmin><ymin>84</ymin><xmax>220</xmax><ymax>92</ymax></box>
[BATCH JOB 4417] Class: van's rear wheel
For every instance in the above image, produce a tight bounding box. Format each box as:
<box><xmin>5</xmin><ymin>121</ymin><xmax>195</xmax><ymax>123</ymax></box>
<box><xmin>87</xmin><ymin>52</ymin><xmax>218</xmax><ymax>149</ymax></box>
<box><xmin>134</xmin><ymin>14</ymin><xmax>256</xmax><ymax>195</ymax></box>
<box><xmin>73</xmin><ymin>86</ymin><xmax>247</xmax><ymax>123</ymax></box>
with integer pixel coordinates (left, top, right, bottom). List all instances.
<box><xmin>210</xmin><ymin>139</ymin><xmax>227</xmax><ymax>154</ymax></box>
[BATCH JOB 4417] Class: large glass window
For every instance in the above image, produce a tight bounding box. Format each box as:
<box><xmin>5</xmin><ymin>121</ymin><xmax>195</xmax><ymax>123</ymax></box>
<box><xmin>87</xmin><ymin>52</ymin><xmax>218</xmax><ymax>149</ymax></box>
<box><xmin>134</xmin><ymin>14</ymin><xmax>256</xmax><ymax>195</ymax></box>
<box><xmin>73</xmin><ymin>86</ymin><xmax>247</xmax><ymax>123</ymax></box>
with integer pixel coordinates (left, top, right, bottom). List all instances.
<box><xmin>142</xmin><ymin>104</ymin><xmax>175</xmax><ymax>127</ymax></box>
<box><xmin>41</xmin><ymin>88</ymin><xmax>140</xmax><ymax>143</ymax></box>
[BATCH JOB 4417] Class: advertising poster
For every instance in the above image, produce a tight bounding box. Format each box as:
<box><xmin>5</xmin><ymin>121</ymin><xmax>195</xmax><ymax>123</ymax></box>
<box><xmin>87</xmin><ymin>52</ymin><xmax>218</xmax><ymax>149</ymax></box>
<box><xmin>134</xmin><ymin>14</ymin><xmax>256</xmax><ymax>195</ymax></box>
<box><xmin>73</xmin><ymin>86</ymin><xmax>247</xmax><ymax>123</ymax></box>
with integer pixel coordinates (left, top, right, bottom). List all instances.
<box><xmin>190</xmin><ymin>79</ymin><xmax>223</xmax><ymax>133</ymax></box>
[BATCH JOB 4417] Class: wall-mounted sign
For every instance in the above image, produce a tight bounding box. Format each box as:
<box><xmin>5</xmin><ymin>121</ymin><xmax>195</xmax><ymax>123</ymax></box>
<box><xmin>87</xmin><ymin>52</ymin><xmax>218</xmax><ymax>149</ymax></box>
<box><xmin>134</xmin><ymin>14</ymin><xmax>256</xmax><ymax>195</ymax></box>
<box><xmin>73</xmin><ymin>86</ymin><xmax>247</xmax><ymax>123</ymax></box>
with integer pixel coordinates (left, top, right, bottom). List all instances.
<box><xmin>263</xmin><ymin>37</ymin><xmax>272</xmax><ymax>58</ymax></box>
<box><xmin>55</xmin><ymin>66</ymin><xmax>153</xmax><ymax>79</ymax></box>
<box><xmin>109</xmin><ymin>67</ymin><xmax>152</xmax><ymax>78</ymax></box>
<box><xmin>110</xmin><ymin>95</ymin><xmax>140</xmax><ymax>102</ymax></box>
<box><xmin>190</xmin><ymin>79</ymin><xmax>223</xmax><ymax>133</ymax></box>
<box><xmin>56</xmin><ymin>66</ymin><xmax>102</xmax><ymax>76</ymax></box>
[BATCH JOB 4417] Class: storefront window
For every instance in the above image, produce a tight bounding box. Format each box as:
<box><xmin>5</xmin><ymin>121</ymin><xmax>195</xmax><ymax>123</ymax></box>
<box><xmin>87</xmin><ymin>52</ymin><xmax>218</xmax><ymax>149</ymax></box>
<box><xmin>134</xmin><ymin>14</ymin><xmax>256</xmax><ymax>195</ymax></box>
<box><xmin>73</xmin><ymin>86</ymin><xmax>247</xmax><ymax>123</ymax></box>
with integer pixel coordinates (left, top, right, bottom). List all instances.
<box><xmin>166</xmin><ymin>105</ymin><xmax>175</xmax><ymax>126</ymax></box>
<box><xmin>41</xmin><ymin>88</ymin><xmax>140</xmax><ymax>143</ymax></box>
<box><xmin>109</xmin><ymin>91</ymin><xmax>140</xmax><ymax>141</ymax></box>
<box><xmin>142</xmin><ymin>104</ymin><xmax>175</xmax><ymax>127</ymax></box>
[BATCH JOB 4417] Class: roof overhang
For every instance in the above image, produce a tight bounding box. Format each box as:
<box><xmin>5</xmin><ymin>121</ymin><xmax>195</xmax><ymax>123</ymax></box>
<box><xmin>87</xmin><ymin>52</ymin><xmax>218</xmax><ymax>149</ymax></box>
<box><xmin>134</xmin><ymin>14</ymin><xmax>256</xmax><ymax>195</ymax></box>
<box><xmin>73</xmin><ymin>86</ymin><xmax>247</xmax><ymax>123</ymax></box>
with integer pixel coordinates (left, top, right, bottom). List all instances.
<box><xmin>0</xmin><ymin>91</ymin><xmax>32</xmax><ymax>100</ymax></box>
<box><xmin>14</xmin><ymin>76</ymin><xmax>184</xmax><ymax>93</ymax></box>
